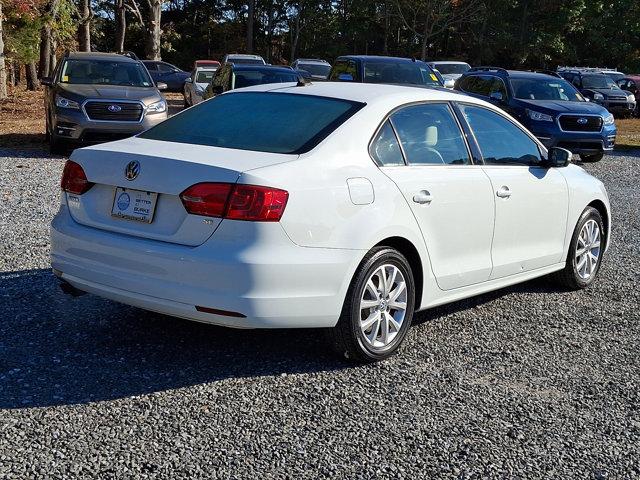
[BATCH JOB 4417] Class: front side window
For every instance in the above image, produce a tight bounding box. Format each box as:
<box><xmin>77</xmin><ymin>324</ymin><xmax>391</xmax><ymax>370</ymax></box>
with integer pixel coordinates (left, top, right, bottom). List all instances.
<box><xmin>329</xmin><ymin>60</ymin><xmax>358</xmax><ymax>81</ymax></box>
<box><xmin>490</xmin><ymin>78</ymin><xmax>507</xmax><ymax>98</ymax></box>
<box><xmin>139</xmin><ymin>92</ymin><xmax>365</xmax><ymax>154</ymax></box>
<box><xmin>370</xmin><ymin>121</ymin><xmax>404</xmax><ymax>166</ymax></box>
<box><xmin>390</xmin><ymin>103</ymin><xmax>470</xmax><ymax>166</ymax></box>
<box><xmin>59</xmin><ymin>60</ymin><xmax>153</xmax><ymax>87</ymax></box>
<box><xmin>157</xmin><ymin>62</ymin><xmax>175</xmax><ymax>72</ymax></box>
<box><xmin>459</xmin><ymin>104</ymin><xmax>541</xmax><ymax>166</ymax></box>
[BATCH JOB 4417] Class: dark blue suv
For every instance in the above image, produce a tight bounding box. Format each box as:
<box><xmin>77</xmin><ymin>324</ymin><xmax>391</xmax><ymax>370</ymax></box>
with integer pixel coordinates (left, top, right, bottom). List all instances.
<box><xmin>455</xmin><ymin>67</ymin><xmax>616</xmax><ymax>162</ymax></box>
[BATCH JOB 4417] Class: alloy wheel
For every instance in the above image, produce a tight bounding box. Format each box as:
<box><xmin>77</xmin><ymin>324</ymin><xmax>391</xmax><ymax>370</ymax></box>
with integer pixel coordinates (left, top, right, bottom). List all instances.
<box><xmin>575</xmin><ymin>219</ymin><xmax>601</xmax><ymax>280</ymax></box>
<box><xmin>359</xmin><ymin>264</ymin><xmax>408</xmax><ymax>350</ymax></box>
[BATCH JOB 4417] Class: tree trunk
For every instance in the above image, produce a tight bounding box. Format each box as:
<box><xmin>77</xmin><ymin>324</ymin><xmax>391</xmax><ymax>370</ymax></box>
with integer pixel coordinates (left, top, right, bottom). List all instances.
<box><xmin>421</xmin><ymin>21</ymin><xmax>429</xmax><ymax>60</ymax></box>
<box><xmin>144</xmin><ymin>0</ymin><xmax>162</xmax><ymax>60</ymax></box>
<box><xmin>0</xmin><ymin>1</ymin><xmax>7</xmax><ymax>99</ymax></box>
<box><xmin>78</xmin><ymin>0</ymin><xmax>92</xmax><ymax>52</ymax></box>
<box><xmin>246</xmin><ymin>0</ymin><xmax>254</xmax><ymax>53</ymax></box>
<box><xmin>383</xmin><ymin>0</ymin><xmax>389</xmax><ymax>55</ymax></box>
<box><xmin>115</xmin><ymin>0</ymin><xmax>126</xmax><ymax>53</ymax></box>
<box><xmin>289</xmin><ymin>14</ymin><xmax>300</xmax><ymax>63</ymax></box>
<box><xmin>38</xmin><ymin>0</ymin><xmax>60</xmax><ymax>78</ymax></box>
<box><xmin>26</xmin><ymin>62</ymin><xmax>40</xmax><ymax>90</ymax></box>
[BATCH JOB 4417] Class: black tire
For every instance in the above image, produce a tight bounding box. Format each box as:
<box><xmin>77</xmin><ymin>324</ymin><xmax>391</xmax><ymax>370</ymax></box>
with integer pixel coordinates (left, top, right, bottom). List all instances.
<box><xmin>553</xmin><ymin>207</ymin><xmax>605</xmax><ymax>290</ymax></box>
<box><xmin>579</xmin><ymin>152</ymin><xmax>604</xmax><ymax>163</ymax></box>
<box><xmin>49</xmin><ymin>134</ymin><xmax>69</xmax><ymax>155</ymax></box>
<box><xmin>328</xmin><ymin>247</ymin><xmax>416</xmax><ymax>363</ymax></box>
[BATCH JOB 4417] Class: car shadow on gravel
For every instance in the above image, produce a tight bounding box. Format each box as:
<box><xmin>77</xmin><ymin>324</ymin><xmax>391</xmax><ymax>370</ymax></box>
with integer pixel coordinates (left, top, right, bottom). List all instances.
<box><xmin>0</xmin><ymin>134</ymin><xmax>57</xmax><ymax>159</ymax></box>
<box><xmin>0</xmin><ymin>267</ymin><xmax>565</xmax><ymax>409</ymax></box>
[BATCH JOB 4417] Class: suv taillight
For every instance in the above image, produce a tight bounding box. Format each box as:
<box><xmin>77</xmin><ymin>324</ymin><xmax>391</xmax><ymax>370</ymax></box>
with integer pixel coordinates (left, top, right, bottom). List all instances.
<box><xmin>61</xmin><ymin>160</ymin><xmax>94</xmax><ymax>195</ymax></box>
<box><xmin>180</xmin><ymin>183</ymin><xmax>288</xmax><ymax>222</ymax></box>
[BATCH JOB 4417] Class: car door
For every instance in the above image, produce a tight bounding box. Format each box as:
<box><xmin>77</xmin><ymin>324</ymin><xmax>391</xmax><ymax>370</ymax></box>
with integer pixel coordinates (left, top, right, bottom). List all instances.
<box><xmin>375</xmin><ymin>102</ymin><xmax>495</xmax><ymax>291</ymax></box>
<box><xmin>457</xmin><ymin>103</ymin><xmax>569</xmax><ymax>279</ymax></box>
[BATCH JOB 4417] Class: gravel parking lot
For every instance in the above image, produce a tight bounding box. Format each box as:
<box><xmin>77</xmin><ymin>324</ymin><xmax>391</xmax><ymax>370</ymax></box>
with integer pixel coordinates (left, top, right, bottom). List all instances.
<box><xmin>0</xmin><ymin>146</ymin><xmax>638</xmax><ymax>478</ymax></box>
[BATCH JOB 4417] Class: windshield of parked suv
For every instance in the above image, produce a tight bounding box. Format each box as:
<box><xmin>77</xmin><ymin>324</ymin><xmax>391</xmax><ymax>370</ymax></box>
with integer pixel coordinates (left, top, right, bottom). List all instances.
<box><xmin>511</xmin><ymin>78</ymin><xmax>585</xmax><ymax>101</ymax></box>
<box><xmin>59</xmin><ymin>59</ymin><xmax>153</xmax><ymax>87</ymax></box>
<box><xmin>298</xmin><ymin>63</ymin><xmax>331</xmax><ymax>77</ymax></box>
<box><xmin>139</xmin><ymin>92</ymin><xmax>365</xmax><ymax>154</ymax></box>
<box><xmin>582</xmin><ymin>75</ymin><xmax>621</xmax><ymax>89</ymax></box>
<box><xmin>363</xmin><ymin>61</ymin><xmax>440</xmax><ymax>86</ymax></box>
<box><xmin>233</xmin><ymin>69</ymin><xmax>299</xmax><ymax>88</ymax></box>
<box><xmin>196</xmin><ymin>69</ymin><xmax>217</xmax><ymax>83</ymax></box>
<box><xmin>432</xmin><ymin>63</ymin><xmax>470</xmax><ymax>75</ymax></box>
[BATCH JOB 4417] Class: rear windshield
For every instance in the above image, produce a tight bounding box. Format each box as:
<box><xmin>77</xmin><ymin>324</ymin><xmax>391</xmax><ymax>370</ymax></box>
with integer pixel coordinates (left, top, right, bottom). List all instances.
<box><xmin>234</xmin><ymin>70</ymin><xmax>299</xmax><ymax>88</ymax></box>
<box><xmin>139</xmin><ymin>92</ymin><xmax>365</xmax><ymax>154</ymax></box>
<box><xmin>432</xmin><ymin>63</ymin><xmax>470</xmax><ymax>75</ymax></box>
<box><xmin>363</xmin><ymin>61</ymin><xmax>440</xmax><ymax>86</ymax></box>
<box><xmin>298</xmin><ymin>63</ymin><xmax>331</xmax><ymax>77</ymax></box>
<box><xmin>196</xmin><ymin>70</ymin><xmax>217</xmax><ymax>83</ymax></box>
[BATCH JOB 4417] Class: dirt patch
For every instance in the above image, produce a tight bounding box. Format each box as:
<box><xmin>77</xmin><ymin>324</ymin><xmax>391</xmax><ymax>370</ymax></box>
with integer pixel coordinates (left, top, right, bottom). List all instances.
<box><xmin>615</xmin><ymin>118</ymin><xmax>640</xmax><ymax>148</ymax></box>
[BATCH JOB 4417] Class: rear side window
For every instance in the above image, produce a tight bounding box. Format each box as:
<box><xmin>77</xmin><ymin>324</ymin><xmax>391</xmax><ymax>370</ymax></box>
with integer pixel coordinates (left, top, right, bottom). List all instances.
<box><xmin>232</xmin><ymin>70</ymin><xmax>299</xmax><ymax>88</ymax></box>
<box><xmin>330</xmin><ymin>60</ymin><xmax>358</xmax><ymax>81</ymax></box>
<box><xmin>370</xmin><ymin>121</ymin><xmax>404</xmax><ymax>166</ymax></box>
<box><xmin>459</xmin><ymin>75</ymin><xmax>493</xmax><ymax>96</ymax></box>
<box><xmin>390</xmin><ymin>103</ymin><xmax>470</xmax><ymax>165</ymax></box>
<box><xmin>139</xmin><ymin>92</ymin><xmax>365</xmax><ymax>154</ymax></box>
<box><xmin>459</xmin><ymin>104</ymin><xmax>541</xmax><ymax>166</ymax></box>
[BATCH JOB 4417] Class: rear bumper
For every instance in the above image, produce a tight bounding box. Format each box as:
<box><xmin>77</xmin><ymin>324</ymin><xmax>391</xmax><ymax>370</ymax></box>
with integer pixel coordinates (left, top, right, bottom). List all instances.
<box><xmin>51</xmin><ymin>205</ymin><xmax>362</xmax><ymax>328</ymax></box>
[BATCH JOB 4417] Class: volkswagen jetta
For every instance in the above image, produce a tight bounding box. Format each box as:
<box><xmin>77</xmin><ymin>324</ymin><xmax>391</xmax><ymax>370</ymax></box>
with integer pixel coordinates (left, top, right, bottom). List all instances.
<box><xmin>51</xmin><ymin>83</ymin><xmax>611</xmax><ymax>362</ymax></box>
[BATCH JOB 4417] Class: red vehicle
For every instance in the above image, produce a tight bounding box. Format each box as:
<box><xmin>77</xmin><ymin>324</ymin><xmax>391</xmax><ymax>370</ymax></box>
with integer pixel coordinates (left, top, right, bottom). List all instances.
<box><xmin>617</xmin><ymin>75</ymin><xmax>640</xmax><ymax>116</ymax></box>
<box><xmin>194</xmin><ymin>60</ymin><xmax>221</xmax><ymax>68</ymax></box>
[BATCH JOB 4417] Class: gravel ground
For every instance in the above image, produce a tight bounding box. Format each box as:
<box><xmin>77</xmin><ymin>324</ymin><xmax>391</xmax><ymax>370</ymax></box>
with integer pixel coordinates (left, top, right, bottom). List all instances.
<box><xmin>0</xmin><ymin>146</ymin><xmax>638</xmax><ymax>479</ymax></box>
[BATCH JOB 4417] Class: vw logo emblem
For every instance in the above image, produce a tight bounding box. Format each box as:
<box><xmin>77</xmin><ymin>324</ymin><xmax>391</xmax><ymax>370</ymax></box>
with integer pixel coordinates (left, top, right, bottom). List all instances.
<box><xmin>125</xmin><ymin>160</ymin><xmax>140</xmax><ymax>181</ymax></box>
<box><xmin>577</xmin><ymin>117</ymin><xmax>588</xmax><ymax>125</ymax></box>
<box><xmin>107</xmin><ymin>104</ymin><xmax>122</xmax><ymax>113</ymax></box>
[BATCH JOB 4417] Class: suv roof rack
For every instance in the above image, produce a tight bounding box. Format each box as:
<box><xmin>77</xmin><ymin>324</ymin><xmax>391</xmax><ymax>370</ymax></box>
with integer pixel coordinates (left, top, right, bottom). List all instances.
<box><xmin>122</xmin><ymin>51</ymin><xmax>139</xmax><ymax>60</ymax></box>
<box><xmin>468</xmin><ymin>66</ymin><xmax>509</xmax><ymax>75</ymax></box>
<box><xmin>557</xmin><ymin>66</ymin><xmax>611</xmax><ymax>73</ymax></box>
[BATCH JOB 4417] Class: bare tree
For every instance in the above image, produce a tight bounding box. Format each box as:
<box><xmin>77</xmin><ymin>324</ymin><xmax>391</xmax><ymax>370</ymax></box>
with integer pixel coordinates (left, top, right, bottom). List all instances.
<box><xmin>396</xmin><ymin>0</ymin><xmax>483</xmax><ymax>60</ymax></box>
<box><xmin>0</xmin><ymin>1</ymin><xmax>7</xmax><ymax>99</ymax></box>
<box><xmin>39</xmin><ymin>0</ymin><xmax>62</xmax><ymax>78</ymax></box>
<box><xmin>128</xmin><ymin>0</ymin><xmax>162</xmax><ymax>59</ymax></box>
<box><xmin>26</xmin><ymin>62</ymin><xmax>40</xmax><ymax>90</ymax></box>
<box><xmin>246</xmin><ymin>0</ymin><xmax>255</xmax><ymax>53</ymax></box>
<box><xmin>115</xmin><ymin>0</ymin><xmax>127</xmax><ymax>53</ymax></box>
<box><xmin>78</xmin><ymin>0</ymin><xmax>93</xmax><ymax>52</ymax></box>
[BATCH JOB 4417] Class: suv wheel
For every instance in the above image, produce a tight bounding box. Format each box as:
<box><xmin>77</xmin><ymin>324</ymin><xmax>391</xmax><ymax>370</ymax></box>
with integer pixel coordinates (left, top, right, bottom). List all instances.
<box><xmin>49</xmin><ymin>133</ymin><xmax>69</xmax><ymax>155</ymax></box>
<box><xmin>553</xmin><ymin>207</ymin><xmax>605</xmax><ymax>289</ymax></box>
<box><xmin>328</xmin><ymin>247</ymin><xmax>416</xmax><ymax>362</ymax></box>
<box><xmin>579</xmin><ymin>152</ymin><xmax>604</xmax><ymax>163</ymax></box>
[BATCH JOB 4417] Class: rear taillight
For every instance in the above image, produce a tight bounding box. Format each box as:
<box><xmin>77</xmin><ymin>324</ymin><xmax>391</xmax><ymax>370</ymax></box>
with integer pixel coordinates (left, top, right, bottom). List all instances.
<box><xmin>60</xmin><ymin>160</ymin><xmax>94</xmax><ymax>195</ymax></box>
<box><xmin>180</xmin><ymin>183</ymin><xmax>288</xmax><ymax>222</ymax></box>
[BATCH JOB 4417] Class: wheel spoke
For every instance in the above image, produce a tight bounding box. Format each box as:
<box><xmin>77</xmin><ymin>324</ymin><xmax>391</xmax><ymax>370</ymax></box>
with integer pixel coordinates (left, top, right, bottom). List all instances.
<box><xmin>360</xmin><ymin>299</ymin><xmax>379</xmax><ymax>310</ymax></box>
<box><xmin>386</xmin><ymin>312</ymin><xmax>402</xmax><ymax>332</ymax></box>
<box><xmin>576</xmin><ymin>255</ymin><xmax>587</xmax><ymax>272</ymax></box>
<box><xmin>366</xmin><ymin>316</ymin><xmax>381</xmax><ymax>343</ymax></box>
<box><xmin>381</xmin><ymin>313</ymin><xmax>390</xmax><ymax>345</ymax></box>
<box><xmin>575</xmin><ymin>246</ymin><xmax>588</xmax><ymax>258</ymax></box>
<box><xmin>361</xmin><ymin>311</ymin><xmax>380</xmax><ymax>331</ymax></box>
<box><xmin>366</xmin><ymin>279</ymin><xmax>380</xmax><ymax>299</ymax></box>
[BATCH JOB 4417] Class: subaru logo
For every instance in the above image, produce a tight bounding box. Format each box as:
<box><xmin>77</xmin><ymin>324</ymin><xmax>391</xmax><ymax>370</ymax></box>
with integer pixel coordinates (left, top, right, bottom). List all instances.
<box><xmin>125</xmin><ymin>160</ymin><xmax>140</xmax><ymax>181</ymax></box>
<box><xmin>577</xmin><ymin>117</ymin><xmax>588</xmax><ymax>125</ymax></box>
<box><xmin>107</xmin><ymin>104</ymin><xmax>122</xmax><ymax>113</ymax></box>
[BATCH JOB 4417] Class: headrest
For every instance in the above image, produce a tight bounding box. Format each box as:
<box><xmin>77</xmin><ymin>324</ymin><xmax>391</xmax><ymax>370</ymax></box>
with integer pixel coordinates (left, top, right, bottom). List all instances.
<box><xmin>425</xmin><ymin>125</ymin><xmax>438</xmax><ymax>147</ymax></box>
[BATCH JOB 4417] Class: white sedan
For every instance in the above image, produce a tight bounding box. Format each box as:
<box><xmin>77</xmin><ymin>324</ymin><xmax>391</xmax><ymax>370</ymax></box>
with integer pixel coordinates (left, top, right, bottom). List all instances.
<box><xmin>183</xmin><ymin>66</ymin><xmax>218</xmax><ymax>106</ymax></box>
<box><xmin>51</xmin><ymin>83</ymin><xmax>611</xmax><ymax>362</ymax></box>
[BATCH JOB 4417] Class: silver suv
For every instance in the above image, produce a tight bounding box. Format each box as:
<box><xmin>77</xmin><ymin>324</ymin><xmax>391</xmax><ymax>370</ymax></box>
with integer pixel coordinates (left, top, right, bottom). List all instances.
<box><xmin>42</xmin><ymin>52</ymin><xmax>168</xmax><ymax>154</ymax></box>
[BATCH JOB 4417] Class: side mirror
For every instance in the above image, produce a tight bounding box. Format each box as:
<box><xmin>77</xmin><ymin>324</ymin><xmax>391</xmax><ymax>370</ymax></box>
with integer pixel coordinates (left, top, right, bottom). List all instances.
<box><xmin>41</xmin><ymin>77</ymin><xmax>54</xmax><ymax>87</ymax></box>
<box><xmin>545</xmin><ymin>147</ymin><xmax>571</xmax><ymax>168</ymax></box>
<box><xmin>444</xmin><ymin>78</ymin><xmax>455</xmax><ymax>89</ymax></box>
<box><xmin>184</xmin><ymin>78</ymin><xmax>193</xmax><ymax>84</ymax></box>
<box><xmin>337</xmin><ymin>73</ymin><xmax>354</xmax><ymax>82</ymax></box>
<box><xmin>489</xmin><ymin>91</ymin><xmax>504</xmax><ymax>102</ymax></box>
<box><xmin>156</xmin><ymin>82</ymin><xmax>168</xmax><ymax>91</ymax></box>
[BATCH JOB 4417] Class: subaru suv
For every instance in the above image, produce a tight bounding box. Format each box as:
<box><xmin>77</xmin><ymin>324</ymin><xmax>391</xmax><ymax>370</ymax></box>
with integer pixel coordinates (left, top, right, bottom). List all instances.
<box><xmin>455</xmin><ymin>68</ymin><xmax>616</xmax><ymax>162</ymax></box>
<box><xmin>42</xmin><ymin>52</ymin><xmax>168</xmax><ymax>154</ymax></box>
<box><xmin>328</xmin><ymin>56</ymin><xmax>443</xmax><ymax>88</ymax></box>
<box><xmin>557</xmin><ymin>68</ymin><xmax>635</xmax><ymax>117</ymax></box>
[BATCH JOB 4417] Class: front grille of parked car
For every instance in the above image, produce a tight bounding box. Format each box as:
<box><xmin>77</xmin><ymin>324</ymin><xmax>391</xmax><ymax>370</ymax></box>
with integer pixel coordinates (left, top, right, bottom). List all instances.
<box><xmin>558</xmin><ymin>115</ymin><xmax>603</xmax><ymax>132</ymax></box>
<box><xmin>607</xmin><ymin>95</ymin><xmax>627</xmax><ymax>102</ymax></box>
<box><xmin>84</xmin><ymin>101</ymin><xmax>143</xmax><ymax>122</ymax></box>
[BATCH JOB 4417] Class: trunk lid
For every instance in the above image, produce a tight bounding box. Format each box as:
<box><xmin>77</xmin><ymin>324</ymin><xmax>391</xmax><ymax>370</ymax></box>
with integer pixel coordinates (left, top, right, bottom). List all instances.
<box><xmin>67</xmin><ymin>137</ymin><xmax>296</xmax><ymax>246</ymax></box>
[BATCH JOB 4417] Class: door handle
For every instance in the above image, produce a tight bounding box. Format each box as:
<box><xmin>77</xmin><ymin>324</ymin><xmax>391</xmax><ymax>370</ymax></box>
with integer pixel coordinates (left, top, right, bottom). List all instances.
<box><xmin>496</xmin><ymin>186</ymin><xmax>512</xmax><ymax>198</ymax></box>
<box><xmin>413</xmin><ymin>190</ymin><xmax>433</xmax><ymax>204</ymax></box>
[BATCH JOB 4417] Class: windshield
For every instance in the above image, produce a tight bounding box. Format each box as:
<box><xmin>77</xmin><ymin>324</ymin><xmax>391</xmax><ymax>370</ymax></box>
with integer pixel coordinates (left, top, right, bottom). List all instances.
<box><xmin>512</xmin><ymin>78</ymin><xmax>585</xmax><ymax>101</ymax></box>
<box><xmin>603</xmin><ymin>72</ymin><xmax>624</xmax><ymax>82</ymax></box>
<box><xmin>582</xmin><ymin>75</ymin><xmax>620</xmax><ymax>89</ymax></box>
<box><xmin>233</xmin><ymin>70</ymin><xmax>299</xmax><ymax>88</ymax></box>
<box><xmin>363</xmin><ymin>61</ymin><xmax>441</xmax><ymax>86</ymax></box>
<box><xmin>432</xmin><ymin>63</ymin><xmax>470</xmax><ymax>75</ymax></box>
<box><xmin>196</xmin><ymin>70</ymin><xmax>217</xmax><ymax>83</ymax></box>
<box><xmin>139</xmin><ymin>92</ymin><xmax>365</xmax><ymax>154</ymax></box>
<box><xmin>59</xmin><ymin>59</ymin><xmax>153</xmax><ymax>87</ymax></box>
<box><xmin>298</xmin><ymin>63</ymin><xmax>331</xmax><ymax>77</ymax></box>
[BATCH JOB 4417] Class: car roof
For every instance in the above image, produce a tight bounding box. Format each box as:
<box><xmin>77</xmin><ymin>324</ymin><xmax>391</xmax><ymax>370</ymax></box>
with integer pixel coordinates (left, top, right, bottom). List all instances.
<box><xmin>464</xmin><ymin>69</ymin><xmax>563</xmax><ymax>81</ymax></box>
<box><xmin>295</xmin><ymin>59</ymin><xmax>329</xmax><ymax>64</ymax></box>
<box><xmin>622</xmin><ymin>75</ymin><xmax>640</xmax><ymax>81</ymax></box>
<box><xmin>429</xmin><ymin>60</ymin><xmax>469</xmax><ymax>65</ymax></box>
<box><xmin>336</xmin><ymin>55</ymin><xmax>422</xmax><ymax>63</ymax></box>
<box><xmin>67</xmin><ymin>52</ymin><xmax>138</xmax><ymax>63</ymax></box>
<box><xmin>232</xmin><ymin>80</ymin><xmax>474</xmax><ymax>106</ymax></box>
<box><xmin>226</xmin><ymin>54</ymin><xmax>264</xmax><ymax>59</ymax></box>
<box><xmin>231</xmin><ymin>65</ymin><xmax>297</xmax><ymax>73</ymax></box>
